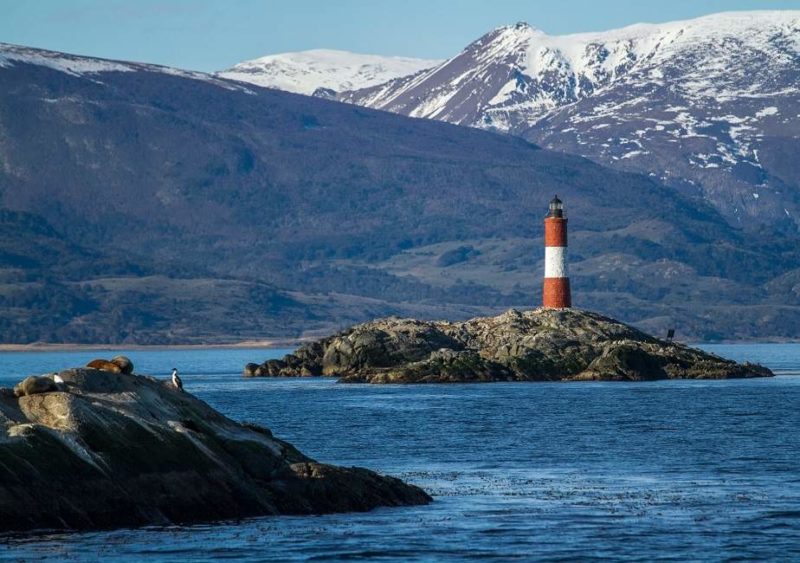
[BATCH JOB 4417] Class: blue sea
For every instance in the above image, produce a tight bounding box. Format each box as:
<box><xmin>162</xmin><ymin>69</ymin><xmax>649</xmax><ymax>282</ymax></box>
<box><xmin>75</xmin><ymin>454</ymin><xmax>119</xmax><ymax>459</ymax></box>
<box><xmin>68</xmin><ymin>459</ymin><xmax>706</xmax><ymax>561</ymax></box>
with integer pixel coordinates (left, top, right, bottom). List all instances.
<box><xmin>0</xmin><ymin>344</ymin><xmax>799</xmax><ymax>561</ymax></box>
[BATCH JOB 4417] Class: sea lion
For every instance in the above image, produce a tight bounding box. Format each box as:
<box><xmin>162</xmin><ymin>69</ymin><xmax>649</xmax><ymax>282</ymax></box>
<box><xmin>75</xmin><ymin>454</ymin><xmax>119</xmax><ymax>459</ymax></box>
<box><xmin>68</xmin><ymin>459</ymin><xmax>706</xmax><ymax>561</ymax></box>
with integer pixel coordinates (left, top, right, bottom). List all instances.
<box><xmin>86</xmin><ymin>359</ymin><xmax>123</xmax><ymax>373</ymax></box>
<box><xmin>110</xmin><ymin>355</ymin><xmax>134</xmax><ymax>374</ymax></box>
<box><xmin>13</xmin><ymin>376</ymin><xmax>58</xmax><ymax>398</ymax></box>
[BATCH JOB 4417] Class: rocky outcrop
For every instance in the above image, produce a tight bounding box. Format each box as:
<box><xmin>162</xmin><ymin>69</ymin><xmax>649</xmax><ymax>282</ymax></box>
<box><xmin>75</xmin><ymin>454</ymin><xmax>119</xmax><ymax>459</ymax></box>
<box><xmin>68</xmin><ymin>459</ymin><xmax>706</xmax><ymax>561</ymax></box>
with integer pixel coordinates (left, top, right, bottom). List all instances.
<box><xmin>246</xmin><ymin>308</ymin><xmax>773</xmax><ymax>383</ymax></box>
<box><xmin>0</xmin><ymin>368</ymin><xmax>430</xmax><ymax>533</ymax></box>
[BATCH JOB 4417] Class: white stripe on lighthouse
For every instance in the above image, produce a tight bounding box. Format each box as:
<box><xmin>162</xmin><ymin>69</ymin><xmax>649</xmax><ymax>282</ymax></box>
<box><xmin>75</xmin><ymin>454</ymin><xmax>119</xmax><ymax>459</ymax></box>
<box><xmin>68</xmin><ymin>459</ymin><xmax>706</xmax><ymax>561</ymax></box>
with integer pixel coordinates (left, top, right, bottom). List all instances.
<box><xmin>544</xmin><ymin>246</ymin><xmax>568</xmax><ymax>278</ymax></box>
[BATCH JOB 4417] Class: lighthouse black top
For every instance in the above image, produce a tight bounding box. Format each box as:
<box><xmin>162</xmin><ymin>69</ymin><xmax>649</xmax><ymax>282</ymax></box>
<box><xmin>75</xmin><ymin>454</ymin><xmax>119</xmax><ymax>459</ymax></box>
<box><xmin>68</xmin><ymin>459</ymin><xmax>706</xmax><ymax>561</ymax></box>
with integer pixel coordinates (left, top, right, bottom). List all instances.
<box><xmin>547</xmin><ymin>195</ymin><xmax>564</xmax><ymax>218</ymax></box>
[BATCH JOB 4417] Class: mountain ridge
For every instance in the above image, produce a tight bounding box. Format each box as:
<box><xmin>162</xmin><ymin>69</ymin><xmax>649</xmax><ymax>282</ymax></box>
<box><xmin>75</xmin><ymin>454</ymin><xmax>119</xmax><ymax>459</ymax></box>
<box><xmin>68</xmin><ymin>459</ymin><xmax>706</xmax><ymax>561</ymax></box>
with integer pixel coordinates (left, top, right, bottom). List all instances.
<box><xmin>217</xmin><ymin>49</ymin><xmax>440</xmax><ymax>95</ymax></box>
<box><xmin>331</xmin><ymin>11</ymin><xmax>800</xmax><ymax>230</ymax></box>
<box><xmin>341</xmin><ymin>11</ymin><xmax>800</xmax><ymax>125</ymax></box>
<box><xmin>2</xmin><ymin>42</ymin><xmax>800</xmax><ymax>343</ymax></box>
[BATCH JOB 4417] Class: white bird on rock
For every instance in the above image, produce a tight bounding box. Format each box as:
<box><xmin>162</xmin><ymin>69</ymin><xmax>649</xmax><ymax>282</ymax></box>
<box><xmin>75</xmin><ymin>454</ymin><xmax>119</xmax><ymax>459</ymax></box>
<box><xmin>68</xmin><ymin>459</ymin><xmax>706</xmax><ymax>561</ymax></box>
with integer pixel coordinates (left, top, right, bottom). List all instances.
<box><xmin>171</xmin><ymin>368</ymin><xmax>183</xmax><ymax>391</ymax></box>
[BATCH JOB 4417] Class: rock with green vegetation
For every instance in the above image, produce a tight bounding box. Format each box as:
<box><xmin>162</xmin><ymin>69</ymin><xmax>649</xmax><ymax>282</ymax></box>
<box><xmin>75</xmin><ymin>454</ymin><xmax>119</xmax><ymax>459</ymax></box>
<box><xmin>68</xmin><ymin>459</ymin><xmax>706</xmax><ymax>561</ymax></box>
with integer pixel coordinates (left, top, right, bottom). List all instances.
<box><xmin>247</xmin><ymin>308</ymin><xmax>773</xmax><ymax>383</ymax></box>
<box><xmin>0</xmin><ymin>368</ymin><xmax>430</xmax><ymax>533</ymax></box>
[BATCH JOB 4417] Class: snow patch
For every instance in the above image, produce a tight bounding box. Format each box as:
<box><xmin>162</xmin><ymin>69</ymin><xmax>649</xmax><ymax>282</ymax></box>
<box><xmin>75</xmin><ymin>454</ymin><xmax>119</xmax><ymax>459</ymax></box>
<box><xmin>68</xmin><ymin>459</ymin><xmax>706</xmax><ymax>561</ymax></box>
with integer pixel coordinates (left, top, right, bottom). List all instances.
<box><xmin>756</xmin><ymin>106</ymin><xmax>779</xmax><ymax>118</ymax></box>
<box><xmin>0</xmin><ymin>42</ymin><xmax>254</xmax><ymax>93</ymax></box>
<box><xmin>218</xmin><ymin>49</ymin><xmax>441</xmax><ymax>95</ymax></box>
<box><xmin>621</xmin><ymin>150</ymin><xmax>645</xmax><ymax>159</ymax></box>
<box><xmin>0</xmin><ymin>43</ymin><xmax>135</xmax><ymax>76</ymax></box>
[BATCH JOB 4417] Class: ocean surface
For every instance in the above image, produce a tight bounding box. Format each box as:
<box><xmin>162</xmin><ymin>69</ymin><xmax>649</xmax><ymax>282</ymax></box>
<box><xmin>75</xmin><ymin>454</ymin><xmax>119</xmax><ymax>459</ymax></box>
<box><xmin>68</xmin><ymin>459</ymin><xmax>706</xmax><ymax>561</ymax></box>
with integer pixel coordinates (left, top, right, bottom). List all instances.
<box><xmin>0</xmin><ymin>344</ymin><xmax>799</xmax><ymax>561</ymax></box>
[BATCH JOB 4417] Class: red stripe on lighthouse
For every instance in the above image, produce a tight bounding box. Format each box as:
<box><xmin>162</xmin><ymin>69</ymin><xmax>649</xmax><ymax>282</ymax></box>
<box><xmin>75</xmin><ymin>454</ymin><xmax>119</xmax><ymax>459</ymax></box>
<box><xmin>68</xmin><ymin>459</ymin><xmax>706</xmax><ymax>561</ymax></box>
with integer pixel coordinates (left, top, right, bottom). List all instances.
<box><xmin>544</xmin><ymin>219</ymin><xmax>568</xmax><ymax>247</ymax></box>
<box><xmin>543</xmin><ymin>197</ymin><xmax>571</xmax><ymax>309</ymax></box>
<box><xmin>543</xmin><ymin>277</ymin><xmax>571</xmax><ymax>308</ymax></box>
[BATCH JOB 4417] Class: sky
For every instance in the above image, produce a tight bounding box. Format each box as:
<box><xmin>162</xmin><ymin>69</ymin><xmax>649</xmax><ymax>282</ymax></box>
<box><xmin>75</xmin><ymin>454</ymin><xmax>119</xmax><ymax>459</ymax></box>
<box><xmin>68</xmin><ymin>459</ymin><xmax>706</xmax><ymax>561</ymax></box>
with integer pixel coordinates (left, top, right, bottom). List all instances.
<box><xmin>2</xmin><ymin>0</ymin><xmax>800</xmax><ymax>71</ymax></box>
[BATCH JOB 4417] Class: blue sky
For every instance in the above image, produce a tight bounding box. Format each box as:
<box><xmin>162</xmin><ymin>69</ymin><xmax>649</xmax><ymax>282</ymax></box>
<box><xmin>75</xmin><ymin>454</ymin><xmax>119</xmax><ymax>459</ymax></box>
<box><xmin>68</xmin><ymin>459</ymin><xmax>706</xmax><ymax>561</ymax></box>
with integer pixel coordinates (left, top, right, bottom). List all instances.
<box><xmin>3</xmin><ymin>0</ymin><xmax>800</xmax><ymax>71</ymax></box>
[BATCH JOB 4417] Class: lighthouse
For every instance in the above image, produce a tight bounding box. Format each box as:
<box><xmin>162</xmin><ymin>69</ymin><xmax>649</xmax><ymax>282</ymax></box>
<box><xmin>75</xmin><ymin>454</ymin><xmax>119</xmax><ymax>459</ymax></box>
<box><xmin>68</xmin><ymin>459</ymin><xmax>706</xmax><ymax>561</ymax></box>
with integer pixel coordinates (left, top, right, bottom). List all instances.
<box><xmin>543</xmin><ymin>195</ymin><xmax>571</xmax><ymax>308</ymax></box>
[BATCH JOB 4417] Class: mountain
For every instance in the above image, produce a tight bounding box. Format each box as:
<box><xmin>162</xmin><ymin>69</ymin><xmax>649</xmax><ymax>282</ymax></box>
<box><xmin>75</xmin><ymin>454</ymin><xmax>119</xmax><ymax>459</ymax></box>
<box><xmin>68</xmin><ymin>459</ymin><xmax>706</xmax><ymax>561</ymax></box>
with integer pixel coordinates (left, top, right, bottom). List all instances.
<box><xmin>2</xmin><ymin>43</ymin><xmax>800</xmax><ymax>343</ymax></box>
<box><xmin>341</xmin><ymin>12</ymin><xmax>800</xmax><ymax>231</ymax></box>
<box><xmin>217</xmin><ymin>49</ymin><xmax>440</xmax><ymax>96</ymax></box>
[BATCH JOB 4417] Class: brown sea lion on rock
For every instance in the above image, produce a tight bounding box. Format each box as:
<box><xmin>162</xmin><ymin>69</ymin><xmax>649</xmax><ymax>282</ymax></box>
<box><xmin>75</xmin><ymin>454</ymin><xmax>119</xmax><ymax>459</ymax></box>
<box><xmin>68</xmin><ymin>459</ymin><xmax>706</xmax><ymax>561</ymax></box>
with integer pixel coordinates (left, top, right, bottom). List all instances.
<box><xmin>110</xmin><ymin>356</ymin><xmax>134</xmax><ymax>374</ymax></box>
<box><xmin>13</xmin><ymin>376</ymin><xmax>58</xmax><ymax>398</ymax></box>
<box><xmin>86</xmin><ymin>359</ymin><xmax>122</xmax><ymax>373</ymax></box>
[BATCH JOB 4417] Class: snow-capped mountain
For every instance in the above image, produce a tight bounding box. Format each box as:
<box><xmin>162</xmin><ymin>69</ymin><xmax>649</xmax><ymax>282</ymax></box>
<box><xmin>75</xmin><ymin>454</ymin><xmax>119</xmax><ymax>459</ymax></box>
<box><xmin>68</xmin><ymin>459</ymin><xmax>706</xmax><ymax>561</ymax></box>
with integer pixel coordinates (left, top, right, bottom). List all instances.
<box><xmin>342</xmin><ymin>12</ymin><xmax>800</xmax><ymax>229</ymax></box>
<box><xmin>5</xmin><ymin>40</ymin><xmax>800</xmax><ymax>339</ymax></box>
<box><xmin>217</xmin><ymin>50</ymin><xmax>440</xmax><ymax>95</ymax></box>
<box><xmin>0</xmin><ymin>42</ymin><xmax>250</xmax><ymax>91</ymax></box>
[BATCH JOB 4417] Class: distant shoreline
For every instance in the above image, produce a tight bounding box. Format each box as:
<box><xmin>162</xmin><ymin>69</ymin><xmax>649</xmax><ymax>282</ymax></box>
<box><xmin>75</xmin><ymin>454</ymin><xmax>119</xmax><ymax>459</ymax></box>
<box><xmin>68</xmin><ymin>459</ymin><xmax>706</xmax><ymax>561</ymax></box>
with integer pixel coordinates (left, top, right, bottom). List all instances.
<box><xmin>0</xmin><ymin>337</ymin><xmax>800</xmax><ymax>352</ymax></box>
<box><xmin>0</xmin><ymin>339</ymin><xmax>311</xmax><ymax>353</ymax></box>
<box><xmin>1</xmin><ymin>338</ymin><xmax>799</xmax><ymax>353</ymax></box>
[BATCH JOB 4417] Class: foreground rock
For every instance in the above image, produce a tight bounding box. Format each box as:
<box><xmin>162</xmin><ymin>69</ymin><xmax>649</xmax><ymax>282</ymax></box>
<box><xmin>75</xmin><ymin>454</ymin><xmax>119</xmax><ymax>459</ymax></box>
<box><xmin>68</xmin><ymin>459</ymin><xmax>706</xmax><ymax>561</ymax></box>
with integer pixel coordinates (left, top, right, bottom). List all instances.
<box><xmin>247</xmin><ymin>308</ymin><xmax>773</xmax><ymax>383</ymax></box>
<box><xmin>0</xmin><ymin>368</ymin><xmax>430</xmax><ymax>533</ymax></box>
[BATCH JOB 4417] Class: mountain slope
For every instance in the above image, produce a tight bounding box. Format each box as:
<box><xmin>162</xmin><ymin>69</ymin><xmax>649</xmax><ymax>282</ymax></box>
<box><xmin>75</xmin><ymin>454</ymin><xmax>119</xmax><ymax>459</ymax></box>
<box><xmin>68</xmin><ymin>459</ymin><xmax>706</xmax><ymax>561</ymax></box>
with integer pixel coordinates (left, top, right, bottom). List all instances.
<box><xmin>341</xmin><ymin>12</ymin><xmax>800</xmax><ymax>231</ymax></box>
<box><xmin>217</xmin><ymin>49</ymin><xmax>440</xmax><ymax>95</ymax></box>
<box><xmin>2</xmin><ymin>43</ymin><xmax>800</xmax><ymax>342</ymax></box>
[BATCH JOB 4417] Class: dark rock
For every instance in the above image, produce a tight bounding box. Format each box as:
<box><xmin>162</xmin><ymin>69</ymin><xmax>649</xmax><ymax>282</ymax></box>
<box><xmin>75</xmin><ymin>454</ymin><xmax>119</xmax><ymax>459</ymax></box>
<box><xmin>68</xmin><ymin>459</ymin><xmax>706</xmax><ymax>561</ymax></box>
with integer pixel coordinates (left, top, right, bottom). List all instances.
<box><xmin>0</xmin><ymin>368</ymin><xmax>430</xmax><ymax>533</ymax></box>
<box><xmin>243</xmin><ymin>362</ymin><xmax>260</xmax><ymax>377</ymax></box>
<box><xmin>312</xmin><ymin>87</ymin><xmax>337</xmax><ymax>100</ymax></box>
<box><xmin>246</xmin><ymin>308</ymin><xmax>773</xmax><ymax>383</ymax></box>
<box><xmin>436</xmin><ymin>245</ymin><xmax>481</xmax><ymax>267</ymax></box>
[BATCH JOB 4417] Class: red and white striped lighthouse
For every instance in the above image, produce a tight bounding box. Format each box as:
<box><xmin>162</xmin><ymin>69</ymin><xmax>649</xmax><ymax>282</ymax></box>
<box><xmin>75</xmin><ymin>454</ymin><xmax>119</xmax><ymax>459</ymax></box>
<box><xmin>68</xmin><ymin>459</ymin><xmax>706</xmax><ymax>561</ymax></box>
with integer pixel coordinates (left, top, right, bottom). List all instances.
<box><xmin>543</xmin><ymin>195</ymin><xmax>571</xmax><ymax>309</ymax></box>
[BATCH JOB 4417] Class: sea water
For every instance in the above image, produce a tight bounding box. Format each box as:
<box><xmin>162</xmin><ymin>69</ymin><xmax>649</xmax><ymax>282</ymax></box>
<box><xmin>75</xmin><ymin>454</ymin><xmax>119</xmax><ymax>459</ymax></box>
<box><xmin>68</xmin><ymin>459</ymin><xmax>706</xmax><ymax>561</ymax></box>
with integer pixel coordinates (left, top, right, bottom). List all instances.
<box><xmin>0</xmin><ymin>344</ymin><xmax>798</xmax><ymax>561</ymax></box>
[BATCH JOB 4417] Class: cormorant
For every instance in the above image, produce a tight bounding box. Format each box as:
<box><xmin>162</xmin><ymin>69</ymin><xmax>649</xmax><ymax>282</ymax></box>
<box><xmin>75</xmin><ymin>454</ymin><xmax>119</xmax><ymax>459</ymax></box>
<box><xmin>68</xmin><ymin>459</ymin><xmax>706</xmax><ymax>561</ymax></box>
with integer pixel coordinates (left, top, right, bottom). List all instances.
<box><xmin>171</xmin><ymin>368</ymin><xmax>183</xmax><ymax>391</ymax></box>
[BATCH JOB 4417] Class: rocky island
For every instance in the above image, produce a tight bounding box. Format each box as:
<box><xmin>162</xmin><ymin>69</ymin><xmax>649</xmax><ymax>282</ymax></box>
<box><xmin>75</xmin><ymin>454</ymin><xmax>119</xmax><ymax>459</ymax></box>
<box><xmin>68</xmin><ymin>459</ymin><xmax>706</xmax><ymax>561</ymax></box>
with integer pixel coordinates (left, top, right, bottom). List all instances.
<box><xmin>246</xmin><ymin>309</ymin><xmax>773</xmax><ymax>383</ymax></box>
<box><xmin>0</xmin><ymin>359</ymin><xmax>430</xmax><ymax>533</ymax></box>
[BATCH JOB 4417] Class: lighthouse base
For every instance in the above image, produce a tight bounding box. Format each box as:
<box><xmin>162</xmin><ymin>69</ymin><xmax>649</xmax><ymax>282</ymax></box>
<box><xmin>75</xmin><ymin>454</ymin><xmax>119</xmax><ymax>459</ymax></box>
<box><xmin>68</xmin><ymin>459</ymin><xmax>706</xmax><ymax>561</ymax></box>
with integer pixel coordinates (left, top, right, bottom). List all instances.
<box><xmin>543</xmin><ymin>278</ymin><xmax>571</xmax><ymax>308</ymax></box>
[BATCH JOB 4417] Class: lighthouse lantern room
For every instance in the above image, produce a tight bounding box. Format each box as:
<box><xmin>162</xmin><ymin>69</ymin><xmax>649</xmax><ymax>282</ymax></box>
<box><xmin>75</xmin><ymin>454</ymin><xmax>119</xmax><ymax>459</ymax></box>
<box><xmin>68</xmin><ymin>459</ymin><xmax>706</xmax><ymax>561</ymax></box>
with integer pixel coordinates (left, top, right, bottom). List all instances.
<box><xmin>543</xmin><ymin>195</ymin><xmax>572</xmax><ymax>309</ymax></box>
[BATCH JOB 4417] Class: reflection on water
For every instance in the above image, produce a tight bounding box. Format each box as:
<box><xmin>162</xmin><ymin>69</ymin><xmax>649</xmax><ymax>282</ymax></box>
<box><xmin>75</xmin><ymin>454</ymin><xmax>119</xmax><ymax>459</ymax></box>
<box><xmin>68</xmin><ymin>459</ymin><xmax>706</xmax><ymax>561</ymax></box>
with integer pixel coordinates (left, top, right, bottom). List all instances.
<box><xmin>1</xmin><ymin>344</ymin><xmax>799</xmax><ymax>561</ymax></box>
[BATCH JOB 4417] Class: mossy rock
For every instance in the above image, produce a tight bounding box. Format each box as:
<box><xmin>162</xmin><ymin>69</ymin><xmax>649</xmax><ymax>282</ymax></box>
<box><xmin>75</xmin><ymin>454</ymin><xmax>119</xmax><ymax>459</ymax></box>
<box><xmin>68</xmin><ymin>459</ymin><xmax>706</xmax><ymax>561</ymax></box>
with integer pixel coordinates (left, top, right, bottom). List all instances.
<box><xmin>246</xmin><ymin>308</ymin><xmax>773</xmax><ymax>383</ymax></box>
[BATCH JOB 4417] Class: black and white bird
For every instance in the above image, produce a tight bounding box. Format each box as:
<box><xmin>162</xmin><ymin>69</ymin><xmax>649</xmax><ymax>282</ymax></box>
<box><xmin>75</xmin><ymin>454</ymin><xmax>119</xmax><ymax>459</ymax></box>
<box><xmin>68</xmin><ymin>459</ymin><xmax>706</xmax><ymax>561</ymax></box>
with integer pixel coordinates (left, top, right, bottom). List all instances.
<box><xmin>171</xmin><ymin>368</ymin><xmax>183</xmax><ymax>391</ymax></box>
